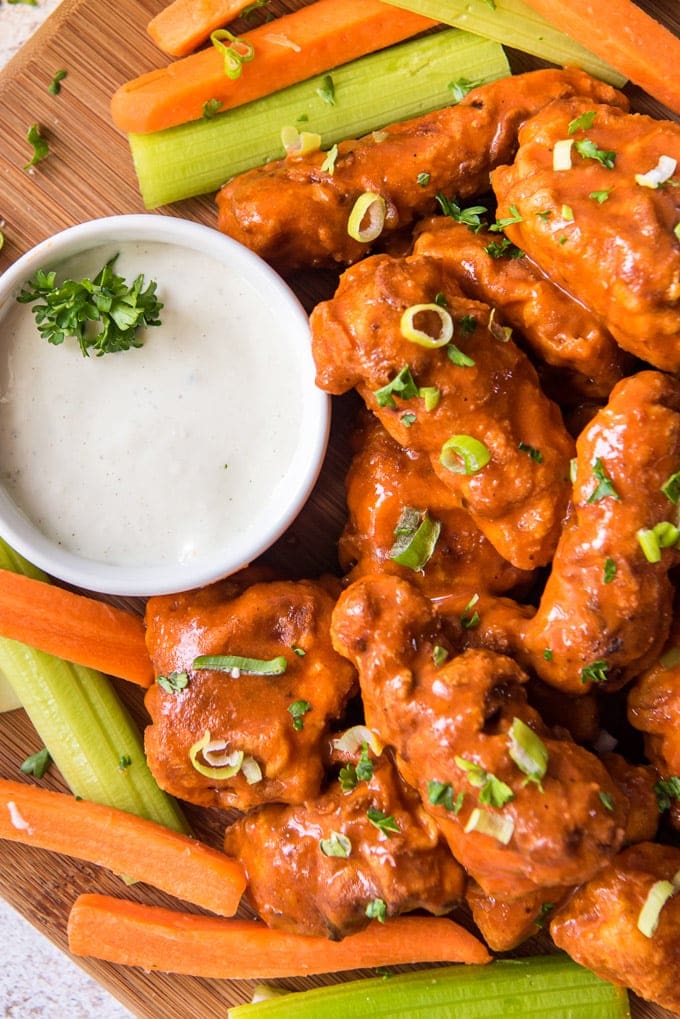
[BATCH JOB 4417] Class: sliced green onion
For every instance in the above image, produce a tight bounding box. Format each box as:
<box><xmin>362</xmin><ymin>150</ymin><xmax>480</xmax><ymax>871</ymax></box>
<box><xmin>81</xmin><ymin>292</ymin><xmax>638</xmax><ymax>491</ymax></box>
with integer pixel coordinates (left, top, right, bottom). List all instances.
<box><xmin>228</xmin><ymin>954</ymin><xmax>632</xmax><ymax>1018</ymax></box>
<box><xmin>389</xmin><ymin>507</ymin><xmax>441</xmax><ymax>570</ymax></box>
<box><xmin>332</xmin><ymin>725</ymin><xmax>384</xmax><ymax>757</ymax></box>
<box><xmin>561</xmin><ymin>204</ymin><xmax>574</xmax><ymax>221</ymax></box>
<box><xmin>374</xmin><ymin>365</ymin><xmax>419</xmax><ymax>409</ymax></box>
<box><xmin>281</xmin><ymin>124</ymin><xmax>322</xmax><ymax>156</ymax></box>
<box><xmin>661</xmin><ymin>470</ymin><xmax>680</xmax><ymax>503</ymax></box>
<box><xmin>319</xmin><ymin>830</ymin><xmax>352</xmax><ymax>858</ymax></box>
<box><xmin>440</xmin><ymin>435</ymin><xmax>491</xmax><ymax>475</ymax></box>
<box><xmin>433</xmin><ymin>645</ymin><xmax>449</xmax><ymax>666</ymax></box>
<box><xmin>365</xmin><ymin>897</ymin><xmax>388</xmax><ymax>923</ymax></box>
<box><xmin>400</xmin><ymin>304</ymin><xmax>453</xmax><ymax>347</ymax></box>
<box><xmin>241</xmin><ymin>756</ymin><xmax>264</xmax><ymax>785</ymax></box>
<box><xmin>192</xmin><ymin>654</ymin><xmax>288</xmax><ymax>676</ymax></box>
<box><xmin>455</xmin><ymin>756</ymin><xmax>514</xmax><ymax>807</ymax></box>
<box><xmin>635</xmin><ymin>154</ymin><xmax>677</xmax><ymax>188</ymax></box>
<box><xmin>464</xmin><ymin>806</ymin><xmax>514</xmax><ymax>844</ymax></box>
<box><xmin>446</xmin><ymin>342</ymin><xmax>476</xmax><ymax>366</ymax></box>
<box><xmin>210</xmin><ymin>29</ymin><xmax>255</xmax><ymax>79</ymax></box>
<box><xmin>418</xmin><ymin>385</ymin><xmax>441</xmax><ymax>411</ymax></box>
<box><xmin>189</xmin><ymin>730</ymin><xmax>244</xmax><ymax>779</ymax></box>
<box><xmin>507</xmin><ymin>717</ymin><xmax>548</xmax><ymax>788</ymax></box>
<box><xmin>637</xmin><ymin>871</ymin><xmax>680</xmax><ymax>937</ymax></box>
<box><xmin>347</xmin><ymin>191</ymin><xmax>386</xmax><ymax>243</ymax></box>
<box><xmin>637</xmin><ymin>521</ymin><xmax>680</xmax><ymax>563</ymax></box>
<box><xmin>552</xmin><ymin>137</ymin><xmax>574</xmax><ymax>170</ymax></box>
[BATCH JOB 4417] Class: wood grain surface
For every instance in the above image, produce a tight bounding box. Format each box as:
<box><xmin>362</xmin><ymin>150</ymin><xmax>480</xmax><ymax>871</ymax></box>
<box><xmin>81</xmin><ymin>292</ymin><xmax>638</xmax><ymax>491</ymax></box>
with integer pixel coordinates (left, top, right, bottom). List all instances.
<box><xmin>0</xmin><ymin>1</ymin><xmax>678</xmax><ymax>1016</ymax></box>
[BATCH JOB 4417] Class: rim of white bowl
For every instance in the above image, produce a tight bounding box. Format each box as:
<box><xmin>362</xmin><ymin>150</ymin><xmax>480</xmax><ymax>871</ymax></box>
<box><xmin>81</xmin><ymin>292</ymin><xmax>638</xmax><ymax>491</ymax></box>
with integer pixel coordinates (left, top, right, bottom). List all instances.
<box><xmin>0</xmin><ymin>215</ymin><xmax>330</xmax><ymax>596</ymax></box>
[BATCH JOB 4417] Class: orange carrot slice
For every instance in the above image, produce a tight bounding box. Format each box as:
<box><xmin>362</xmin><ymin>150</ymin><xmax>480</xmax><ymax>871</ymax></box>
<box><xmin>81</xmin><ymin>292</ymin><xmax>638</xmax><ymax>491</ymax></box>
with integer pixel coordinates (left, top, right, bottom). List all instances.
<box><xmin>0</xmin><ymin>568</ymin><xmax>153</xmax><ymax>687</ymax></box>
<box><xmin>148</xmin><ymin>0</ymin><xmax>252</xmax><ymax>57</ymax></box>
<box><xmin>111</xmin><ymin>0</ymin><xmax>438</xmax><ymax>134</ymax></box>
<box><xmin>519</xmin><ymin>0</ymin><xmax>680</xmax><ymax>116</ymax></box>
<box><xmin>0</xmin><ymin>778</ymin><xmax>246</xmax><ymax>916</ymax></box>
<box><xmin>68</xmin><ymin>895</ymin><xmax>491</xmax><ymax>976</ymax></box>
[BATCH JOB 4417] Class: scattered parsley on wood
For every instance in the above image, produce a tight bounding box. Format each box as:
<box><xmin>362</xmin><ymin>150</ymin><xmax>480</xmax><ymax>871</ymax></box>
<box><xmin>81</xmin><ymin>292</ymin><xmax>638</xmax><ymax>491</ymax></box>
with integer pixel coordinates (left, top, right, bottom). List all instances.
<box><xmin>202</xmin><ymin>98</ymin><xmax>224</xmax><ymax>119</ymax></box>
<box><xmin>17</xmin><ymin>255</ymin><xmax>163</xmax><ymax>356</ymax></box>
<box><xmin>48</xmin><ymin>69</ymin><xmax>68</xmax><ymax>95</ymax></box>
<box><xmin>24</xmin><ymin>123</ymin><xmax>49</xmax><ymax>170</ymax></box>
<box><xmin>20</xmin><ymin>748</ymin><xmax>52</xmax><ymax>779</ymax></box>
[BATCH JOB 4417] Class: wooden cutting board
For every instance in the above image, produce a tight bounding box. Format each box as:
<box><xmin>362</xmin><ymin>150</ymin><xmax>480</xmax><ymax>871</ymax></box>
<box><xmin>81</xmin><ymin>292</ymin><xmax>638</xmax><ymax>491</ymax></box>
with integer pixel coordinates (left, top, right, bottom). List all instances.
<box><xmin>0</xmin><ymin>1</ymin><xmax>678</xmax><ymax>1016</ymax></box>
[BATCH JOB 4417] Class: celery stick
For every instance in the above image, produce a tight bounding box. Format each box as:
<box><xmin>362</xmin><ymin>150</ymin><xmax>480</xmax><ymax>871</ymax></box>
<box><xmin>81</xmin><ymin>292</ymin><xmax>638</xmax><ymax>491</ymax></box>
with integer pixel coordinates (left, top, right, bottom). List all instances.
<box><xmin>227</xmin><ymin>956</ymin><xmax>632</xmax><ymax>1018</ymax></box>
<box><xmin>0</xmin><ymin>538</ymin><xmax>189</xmax><ymax>833</ymax></box>
<box><xmin>129</xmin><ymin>29</ymin><xmax>510</xmax><ymax>208</ymax></box>
<box><xmin>381</xmin><ymin>0</ymin><xmax>627</xmax><ymax>87</ymax></box>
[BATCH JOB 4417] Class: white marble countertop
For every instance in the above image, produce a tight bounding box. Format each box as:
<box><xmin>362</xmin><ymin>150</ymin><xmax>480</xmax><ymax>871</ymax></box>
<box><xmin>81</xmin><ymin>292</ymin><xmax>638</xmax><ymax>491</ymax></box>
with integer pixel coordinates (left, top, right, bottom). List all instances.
<box><xmin>0</xmin><ymin>3</ymin><xmax>133</xmax><ymax>1015</ymax></box>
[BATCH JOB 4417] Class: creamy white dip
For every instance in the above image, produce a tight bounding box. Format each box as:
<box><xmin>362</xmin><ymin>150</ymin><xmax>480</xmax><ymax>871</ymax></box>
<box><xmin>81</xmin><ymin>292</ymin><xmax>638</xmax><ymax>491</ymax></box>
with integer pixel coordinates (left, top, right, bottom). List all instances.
<box><xmin>0</xmin><ymin>240</ymin><xmax>306</xmax><ymax>569</ymax></box>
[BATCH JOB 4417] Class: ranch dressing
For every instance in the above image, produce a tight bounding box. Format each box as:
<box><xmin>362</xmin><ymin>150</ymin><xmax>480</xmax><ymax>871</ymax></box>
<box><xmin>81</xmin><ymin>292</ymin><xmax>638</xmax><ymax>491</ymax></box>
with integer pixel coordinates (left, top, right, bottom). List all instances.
<box><xmin>0</xmin><ymin>240</ymin><xmax>305</xmax><ymax>568</ymax></box>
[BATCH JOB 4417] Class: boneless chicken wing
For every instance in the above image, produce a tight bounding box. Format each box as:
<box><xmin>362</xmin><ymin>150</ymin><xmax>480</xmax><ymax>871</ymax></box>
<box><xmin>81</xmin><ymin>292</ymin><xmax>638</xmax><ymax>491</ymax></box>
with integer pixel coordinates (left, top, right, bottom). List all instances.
<box><xmin>339</xmin><ymin>413</ymin><xmax>535</xmax><ymax>601</ymax></box>
<box><xmin>524</xmin><ymin>371</ymin><xmax>680</xmax><ymax>695</ymax></box>
<box><xmin>411</xmin><ymin>216</ymin><xmax>629</xmax><ymax>401</ymax></box>
<box><xmin>223</xmin><ymin>741</ymin><xmax>465</xmax><ymax>940</ymax></box>
<box><xmin>144</xmin><ymin>576</ymin><xmax>357</xmax><ymax>810</ymax></box>
<box><xmin>311</xmin><ymin>252</ymin><xmax>574</xmax><ymax>569</ymax></box>
<box><xmin>216</xmin><ymin>69</ymin><xmax>627</xmax><ymax>271</ymax></box>
<box><xmin>550</xmin><ymin>842</ymin><xmax>680</xmax><ymax>1015</ymax></box>
<box><xmin>491</xmin><ymin>99</ymin><xmax>680</xmax><ymax>372</ymax></box>
<box><xmin>330</xmin><ymin>574</ymin><xmax>627</xmax><ymax>900</ymax></box>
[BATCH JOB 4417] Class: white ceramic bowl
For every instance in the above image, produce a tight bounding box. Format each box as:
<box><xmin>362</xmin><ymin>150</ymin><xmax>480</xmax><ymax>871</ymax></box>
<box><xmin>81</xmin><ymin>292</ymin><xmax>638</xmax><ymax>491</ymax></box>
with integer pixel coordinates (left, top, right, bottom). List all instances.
<box><xmin>0</xmin><ymin>215</ymin><xmax>330</xmax><ymax>596</ymax></box>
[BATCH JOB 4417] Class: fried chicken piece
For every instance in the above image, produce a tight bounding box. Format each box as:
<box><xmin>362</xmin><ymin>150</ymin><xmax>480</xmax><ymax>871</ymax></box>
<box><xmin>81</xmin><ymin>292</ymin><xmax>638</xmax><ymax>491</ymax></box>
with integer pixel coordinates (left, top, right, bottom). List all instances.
<box><xmin>466</xmin><ymin>882</ymin><xmax>568</xmax><ymax>952</ymax></box>
<box><xmin>601</xmin><ymin>752</ymin><xmax>660</xmax><ymax>845</ymax></box>
<box><xmin>216</xmin><ymin>69</ymin><xmax>627</xmax><ymax>272</ymax></box>
<box><xmin>331</xmin><ymin>574</ymin><xmax>627</xmax><ymax>899</ymax></box>
<box><xmin>491</xmin><ymin>99</ymin><xmax>680</xmax><ymax>372</ymax></box>
<box><xmin>523</xmin><ymin>371</ymin><xmax>680</xmax><ymax>695</ymax></box>
<box><xmin>550</xmin><ymin>842</ymin><xmax>680</xmax><ymax>1014</ymax></box>
<box><xmin>411</xmin><ymin>216</ymin><xmax>629</xmax><ymax>400</ymax></box>
<box><xmin>340</xmin><ymin>414</ymin><xmax>535</xmax><ymax>600</ymax></box>
<box><xmin>311</xmin><ymin>252</ymin><xmax>574</xmax><ymax>570</ymax></box>
<box><xmin>628</xmin><ymin>615</ymin><xmax>680</xmax><ymax>831</ymax></box>
<box><xmin>223</xmin><ymin>741</ymin><xmax>465</xmax><ymax>939</ymax></box>
<box><xmin>144</xmin><ymin>576</ymin><xmax>357</xmax><ymax>810</ymax></box>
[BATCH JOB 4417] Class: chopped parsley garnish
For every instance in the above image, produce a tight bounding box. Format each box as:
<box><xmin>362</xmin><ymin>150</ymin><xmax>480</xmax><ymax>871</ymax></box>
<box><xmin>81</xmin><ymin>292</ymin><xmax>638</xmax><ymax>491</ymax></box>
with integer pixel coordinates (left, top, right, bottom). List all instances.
<box><xmin>400</xmin><ymin>412</ymin><xmax>416</xmax><ymax>427</ymax></box>
<box><xmin>587</xmin><ymin>458</ymin><xmax>620</xmax><ymax>503</ymax></box>
<box><xmin>580</xmin><ymin>659</ymin><xmax>609</xmax><ymax>684</ymax></box>
<box><xmin>459</xmin><ymin>314</ymin><xmax>477</xmax><ymax>334</ymax></box>
<box><xmin>590</xmin><ymin>188</ymin><xmax>613</xmax><ymax>204</ymax></box>
<box><xmin>535</xmin><ymin>901</ymin><xmax>555</xmax><ymax>928</ymax></box>
<box><xmin>599</xmin><ymin>790</ymin><xmax>614</xmax><ymax>811</ymax></box>
<box><xmin>365</xmin><ymin>898</ymin><xmax>387</xmax><ymax>923</ymax></box>
<box><xmin>374</xmin><ymin>365</ymin><xmax>419</xmax><ymax>409</ymax></box>
<box><xmin>157</xmin><ymin>671</ymin><xmax>189</xmax><ymax>694</ymax></box>
<box><xmin>433</xmin><ymin>645</ymin><xmax>449</xmax><ymax>667</ymax></box>
<box><xmin>448</xmin><ymin>77</ymin><xmax>480</xmax><ymax>103</ymax></box>
<box><xmin>446</xmin><ymin>342</ymin><xmax>475</xmax><ymax>367</ymax></box>
<box><xmin>435</xmin><ymin>194</ymin><xmax>488</xmax><ymax>233</ymax></box>
<box><xmin>17</xmin><ymin>255</ymin><xmax>163</xmax><ymax>356</ymax></box>
<box><xmin>654</xmin><ymin>775</ymin><xmax>680</xmax><ymax>812</ymax></box>
<box><xmin>484</xmin><ymin>237</ymin><xmax>523</xmax><ymax>259</ymax></box>
<box><xmin>427</xmin><ymin>780</ymin><xmax>463</xmax><ymax>813</ymax></box>
<box><xmin>460</xmin><ymin>593</ymin><xmax>480</xmax><ymax>630</ymax></box>
<box><xmin>288</xmin><ymin>699</ymin><xmax>312</xmax><ymax>731</ymax></box>
<box><xmin>518</xmin><ymin>441</ymin><xmax>543</xmax><ymax>462</ymax></box>
<box><xmin>455</xmin><ymin>756</ymin><xmax>514</xmax><ymax>807</ymax></box>
<box><xmin>417</xmin><ymin>171</ymin><xmax>431</xmax><ymax>187</ymax></box>
<box><xmin>568</xmin><ymin>111</ymin><xmax>596</xmax><ymax>134</ymax></box>
<box><xmin>48</xmin><ymin>69</ymin><xmax>68</xmax><ymax>95</ymax></box>
<box><xmin>603</xmin><ymin>557</ymin><xmax>617</xmax><ymax>584</ymax></box>
<box><xmin>367</xmin><ymin>807</ymin><xmax>400</xmax><ymax>836</ymax></box>
<box><xmin>339</xmin><ymin>743</ymin><xmax>375</xmax><ymax>792</ymax></box>
<box><xmin>24</xmin><ymin>122</ymin><xmax>49</xmax><ymax>169</ymax></box>
<box><xmin>316</xmin><ymin>74</ymin><xmax>335</xmax><ymax>105</ymax></box>
<box><xmin>118</xmin><ymin>754</ymin><xmax>132</xmax><ymax>772</ymax></box>
<box><xmin>574</xmin><ymin>137</ymin><xmax>616</xmax><ymax>169</ymax></box>
<box><xmin>20</xmin><ymin>747</ymin><xmax>52</xmax><ymax>779</ymax></box>
<box><xmin>292</xmin><ymin>645</ymin><xmax>306</xmax><ymax>657</ymax></box>
<box><xmin>543</xmin><ymin>649</ymin><xmax>553</xmax><ymax>661</ymax></box>
<box><xmin>489</xmin><ymin>205</ymin><xmax>523</xmax><ymax>231</ymax></box>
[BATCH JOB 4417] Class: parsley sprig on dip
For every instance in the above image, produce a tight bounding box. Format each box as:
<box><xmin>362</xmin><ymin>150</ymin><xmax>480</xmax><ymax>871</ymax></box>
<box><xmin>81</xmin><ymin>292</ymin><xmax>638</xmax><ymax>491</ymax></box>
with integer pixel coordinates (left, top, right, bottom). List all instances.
<box><xmin>17</xmin><ymin>255</ymin><xmax>163</xmax><ymax>356</ymax></box>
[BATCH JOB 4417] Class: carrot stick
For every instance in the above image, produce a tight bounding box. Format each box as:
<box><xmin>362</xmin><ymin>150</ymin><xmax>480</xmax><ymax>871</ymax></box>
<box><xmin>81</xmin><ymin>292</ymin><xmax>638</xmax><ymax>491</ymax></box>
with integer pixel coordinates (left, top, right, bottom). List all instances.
<box><xmin>0</xmin><ymin>778</ymin><xmax>246</xmax><ymax>916</ymax></box>
<box><xmin>0</xmin><ymin>568</ymin><xmax>153</xmax><ymax>687</ymax></box>
<box><xmin>111</xmin><ymin>0</ymin><xmax>438</xmax><ymax>134</ymax></box>
<box><xmin>68</xmin><ymin>895</ymin><xmax>491</xmax><ymax>977</ymax></box>
<box><xmin>148</xmin><ymin>0</ymin><xmax>252</xmax><ymax>58</ymax></box>
<box><xmin>519</xmin><ymin>0</ymin><xmax>680</xmax><ymax>116</ymax></box>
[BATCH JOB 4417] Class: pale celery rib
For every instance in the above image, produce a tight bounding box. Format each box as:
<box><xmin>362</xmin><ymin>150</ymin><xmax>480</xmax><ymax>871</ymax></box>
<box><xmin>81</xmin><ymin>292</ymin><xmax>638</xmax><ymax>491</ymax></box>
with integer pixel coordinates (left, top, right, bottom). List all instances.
<box><xmin>227</xmin><ymin>956</ymin><xmax>632</xmax><ymax>1018</ymax></box>
<box><xmin>381</xmin><ymin>0</ymin><xmax>627</xmax><ymax>87</ymax></box>
<box><xmin>128</xmin><ymin>29</ymin><xmax>510</xmax><ymax>208</ymax></box>
<box><xmin>0</xmin><ymin>539</ymin><xmax>188</xmax><ymax>833</ymax></box>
